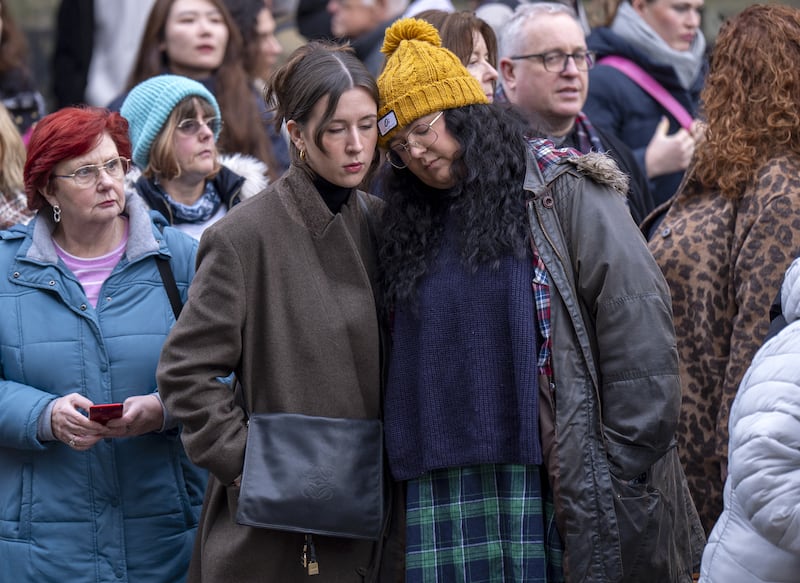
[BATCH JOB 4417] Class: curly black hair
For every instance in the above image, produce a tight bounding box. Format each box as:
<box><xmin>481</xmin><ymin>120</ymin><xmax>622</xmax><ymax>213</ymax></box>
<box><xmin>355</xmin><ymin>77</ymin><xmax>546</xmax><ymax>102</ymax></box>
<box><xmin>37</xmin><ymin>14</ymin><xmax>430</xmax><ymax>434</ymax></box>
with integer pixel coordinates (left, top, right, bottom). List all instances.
<box><xmin>378</xmin><ymin>104</ymin><xmax>532</xmax><ymax>309</ymax></box>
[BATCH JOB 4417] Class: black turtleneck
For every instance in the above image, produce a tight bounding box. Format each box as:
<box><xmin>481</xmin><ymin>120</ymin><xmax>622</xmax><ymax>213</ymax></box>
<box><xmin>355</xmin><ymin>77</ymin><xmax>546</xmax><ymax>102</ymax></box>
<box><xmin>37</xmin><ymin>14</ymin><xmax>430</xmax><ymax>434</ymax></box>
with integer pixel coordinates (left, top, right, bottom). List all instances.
<box><xmin>312</xmin><ymin>175</ymin><xmax>353</xmax><ymax>214</ymax></box>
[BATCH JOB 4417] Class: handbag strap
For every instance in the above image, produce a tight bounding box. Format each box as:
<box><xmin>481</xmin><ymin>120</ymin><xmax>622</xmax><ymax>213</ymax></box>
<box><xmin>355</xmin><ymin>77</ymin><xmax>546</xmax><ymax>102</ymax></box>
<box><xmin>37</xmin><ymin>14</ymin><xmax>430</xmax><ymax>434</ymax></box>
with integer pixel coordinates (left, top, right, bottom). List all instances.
<box><xmin>155</xmin><ymin>257</ymin><xmax>183</xmax><ymax>320</ymax></box>
<box><xmin>598</xmin><ymin>55</ymin><xmax>694</xmax><ymax>130</ymax></box>
<box><xmin>154</xmin><ymin>222</ymin><xmax>184</xmax><ymax>320</ymax></box>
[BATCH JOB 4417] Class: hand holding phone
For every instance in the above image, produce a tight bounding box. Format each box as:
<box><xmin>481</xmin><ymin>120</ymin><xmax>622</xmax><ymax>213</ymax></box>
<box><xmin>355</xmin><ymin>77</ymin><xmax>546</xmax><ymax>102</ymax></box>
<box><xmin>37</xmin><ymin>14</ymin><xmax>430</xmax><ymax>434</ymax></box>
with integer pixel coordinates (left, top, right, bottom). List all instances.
<box><xmin>89</xmin><ymin>403</ymin><xmax>124</xmax><ymax>424</ymax></box>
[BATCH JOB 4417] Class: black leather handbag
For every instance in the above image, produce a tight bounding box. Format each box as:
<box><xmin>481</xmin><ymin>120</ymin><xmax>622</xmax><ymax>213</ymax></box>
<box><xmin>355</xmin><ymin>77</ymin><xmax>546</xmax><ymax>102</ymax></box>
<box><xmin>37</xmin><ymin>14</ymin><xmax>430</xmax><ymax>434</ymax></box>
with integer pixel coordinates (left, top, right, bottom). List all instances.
<box><xmin>235</xmin><ymin>412</ymin><xmax>385</xmax><ymax>540</ymax></box>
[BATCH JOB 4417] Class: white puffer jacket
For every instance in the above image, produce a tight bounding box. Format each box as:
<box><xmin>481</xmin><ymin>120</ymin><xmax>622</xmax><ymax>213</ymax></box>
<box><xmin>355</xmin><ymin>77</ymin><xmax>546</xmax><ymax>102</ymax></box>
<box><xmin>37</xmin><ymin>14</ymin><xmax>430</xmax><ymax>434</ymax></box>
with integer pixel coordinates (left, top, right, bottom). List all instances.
<box><xmin>699</xmin><ymin>257</ymin><xmax>800</xmax><ymax>582</ymax></box>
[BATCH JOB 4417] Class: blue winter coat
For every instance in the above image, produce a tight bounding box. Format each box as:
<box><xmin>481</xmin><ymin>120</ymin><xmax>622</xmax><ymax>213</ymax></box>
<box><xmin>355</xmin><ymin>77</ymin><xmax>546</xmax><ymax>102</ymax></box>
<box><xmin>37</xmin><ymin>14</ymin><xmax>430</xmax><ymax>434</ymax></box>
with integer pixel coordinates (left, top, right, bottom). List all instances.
<box><xmin>0</xmin><ymin>192</ymin><xmax>205</xmax><ymax>582</ymax></box>
<box><xmin>584</xmin><ymin>26</ymin><xmax>706</xmax><ymax>207</ymax></box>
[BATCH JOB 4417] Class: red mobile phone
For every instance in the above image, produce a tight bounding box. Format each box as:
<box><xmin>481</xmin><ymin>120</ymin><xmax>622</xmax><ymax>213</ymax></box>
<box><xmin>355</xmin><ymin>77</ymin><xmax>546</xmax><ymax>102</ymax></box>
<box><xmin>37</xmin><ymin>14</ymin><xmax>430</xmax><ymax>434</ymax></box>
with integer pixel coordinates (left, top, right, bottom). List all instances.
<box><xmin>89</xmin><ymin>403</ymin><xmax>124</xmax><ymax>424</ymax></box>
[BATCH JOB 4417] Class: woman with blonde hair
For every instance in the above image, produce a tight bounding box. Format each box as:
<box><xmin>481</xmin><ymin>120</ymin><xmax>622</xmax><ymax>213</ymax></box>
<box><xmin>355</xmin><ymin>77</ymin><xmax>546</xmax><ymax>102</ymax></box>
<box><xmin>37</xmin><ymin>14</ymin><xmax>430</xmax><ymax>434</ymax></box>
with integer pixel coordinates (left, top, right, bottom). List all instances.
<box><xmin>0</xmin><ymin>102</ymin><xmax>31</xmax><ymax>229</ymax></box>
<box><xmin>643</xmin><ymin>2</ymin><xmax>800</xmax><ymax>536</ymax></box>
<box><xmin>121</xmin><ymin>74</ymin><xmax>268</xmax><ymax>240</ymax></box>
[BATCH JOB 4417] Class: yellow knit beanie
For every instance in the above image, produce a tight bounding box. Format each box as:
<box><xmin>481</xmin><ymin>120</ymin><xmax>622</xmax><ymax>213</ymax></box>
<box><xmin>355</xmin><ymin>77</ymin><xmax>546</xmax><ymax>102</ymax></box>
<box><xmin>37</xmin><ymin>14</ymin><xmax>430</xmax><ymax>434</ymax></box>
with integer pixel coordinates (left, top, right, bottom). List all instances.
<box><xmin>376</xmin><ymin>18</ymin><xmax>488</xmax><ymax>148</ymax></box>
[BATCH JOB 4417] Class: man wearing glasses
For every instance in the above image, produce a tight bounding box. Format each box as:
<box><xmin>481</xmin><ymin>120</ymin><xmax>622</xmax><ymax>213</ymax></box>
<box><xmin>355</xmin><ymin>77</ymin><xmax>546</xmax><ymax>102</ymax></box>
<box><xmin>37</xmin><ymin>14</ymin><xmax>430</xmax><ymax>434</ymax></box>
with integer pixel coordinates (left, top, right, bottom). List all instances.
<box><xmin>497</xmin><ymin>2</ymin><xmax>655</xmax><ymax>224</ymax></box>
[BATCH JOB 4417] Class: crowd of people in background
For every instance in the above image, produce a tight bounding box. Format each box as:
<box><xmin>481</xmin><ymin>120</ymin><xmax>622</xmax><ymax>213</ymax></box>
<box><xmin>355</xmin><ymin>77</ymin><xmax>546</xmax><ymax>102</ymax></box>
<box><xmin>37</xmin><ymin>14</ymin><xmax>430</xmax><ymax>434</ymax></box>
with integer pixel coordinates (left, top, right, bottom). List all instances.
<box><xmin>2</xmin><ymin>0</ymin><xmax>800</xmax><ymax>581</ymax></box>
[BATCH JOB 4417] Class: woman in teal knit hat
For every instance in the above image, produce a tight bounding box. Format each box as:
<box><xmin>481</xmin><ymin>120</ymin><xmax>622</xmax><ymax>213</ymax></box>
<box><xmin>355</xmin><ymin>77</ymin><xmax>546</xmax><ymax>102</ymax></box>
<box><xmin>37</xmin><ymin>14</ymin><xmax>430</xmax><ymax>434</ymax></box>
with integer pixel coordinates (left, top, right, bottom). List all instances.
<box><xmin>108</xmin><ymin>0</ymin><xmax>287</xmax><ymax>180</ymax></box>
<box><xmin>121</xmin><ymin>74</ymin><xmax>268</xmax><ymax>240</ymax></box>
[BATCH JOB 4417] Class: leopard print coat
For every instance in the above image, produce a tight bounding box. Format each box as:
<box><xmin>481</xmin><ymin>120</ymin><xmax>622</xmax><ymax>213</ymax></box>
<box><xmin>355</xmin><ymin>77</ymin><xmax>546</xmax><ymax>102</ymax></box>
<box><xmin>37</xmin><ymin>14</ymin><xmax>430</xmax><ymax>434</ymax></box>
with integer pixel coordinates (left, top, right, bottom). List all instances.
<box><xmin>646</xmin><ymin>153</ymin><xmax>800</xmax><ymax>534</ymax></box>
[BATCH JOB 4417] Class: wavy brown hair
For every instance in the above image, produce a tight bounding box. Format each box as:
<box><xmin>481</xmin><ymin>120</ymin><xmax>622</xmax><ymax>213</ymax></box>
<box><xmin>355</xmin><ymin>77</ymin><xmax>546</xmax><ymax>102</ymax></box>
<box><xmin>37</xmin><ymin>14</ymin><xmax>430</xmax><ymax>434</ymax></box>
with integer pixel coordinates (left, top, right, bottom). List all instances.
<box><xmin>693</xmin><ymin>4</ymin><xmax>800</xmax><ymax>200</ymax></box>
<box><xmin>415</xmin><ymin>9</ymin><xmax>498</xmax><ymax>69</ymax></box>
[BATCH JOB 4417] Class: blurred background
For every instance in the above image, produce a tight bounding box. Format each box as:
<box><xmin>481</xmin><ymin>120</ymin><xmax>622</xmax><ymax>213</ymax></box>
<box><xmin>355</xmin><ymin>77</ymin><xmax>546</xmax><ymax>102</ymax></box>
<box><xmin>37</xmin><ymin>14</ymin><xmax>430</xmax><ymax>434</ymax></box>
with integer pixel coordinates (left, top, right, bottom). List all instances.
<box><xmin>10</xmin><ymin>0</ymin><xmax>799</xmax><ymax>111</ymax></box>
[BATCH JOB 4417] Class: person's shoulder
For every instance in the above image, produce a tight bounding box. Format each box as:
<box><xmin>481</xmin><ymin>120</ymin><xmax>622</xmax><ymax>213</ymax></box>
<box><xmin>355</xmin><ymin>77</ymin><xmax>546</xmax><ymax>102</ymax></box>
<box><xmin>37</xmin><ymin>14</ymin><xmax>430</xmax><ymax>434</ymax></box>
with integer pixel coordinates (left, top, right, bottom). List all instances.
<box><xmin>569</xmin><ymin>151</ymin><xmax>629</xmax><ymax>194</ymax></box>
<box><xmin>528</xmin><ymin>138</ymin><xmax>627</xmax><ymax>193</ymax></box>
<box><xmin>757</xmin><ymin>152</ymin><xmax>800</xmax><ymax>176</ymax></box>
<box><xmin>160</xmin><ymin>222</ymin><xmax>197</xmax><ymax>251</ymax></box>
<box><xmin>0</xmin><ymin>222</ymin><xmax>30</xmax><ymax>266</ymax></box>
<box><xmin>0</xmin><ymin>221</ymin><xmax>30</xmax><ymax>242</ymax></box>
<box><xmin>750</xmin><ymin>153</ymin><xmax>800</xmax><ymax>204</ymax></box>
<box><xmin>219</xmin><ymin>153</ymin><xmax>269</xmax><ymax>200</ymax></box>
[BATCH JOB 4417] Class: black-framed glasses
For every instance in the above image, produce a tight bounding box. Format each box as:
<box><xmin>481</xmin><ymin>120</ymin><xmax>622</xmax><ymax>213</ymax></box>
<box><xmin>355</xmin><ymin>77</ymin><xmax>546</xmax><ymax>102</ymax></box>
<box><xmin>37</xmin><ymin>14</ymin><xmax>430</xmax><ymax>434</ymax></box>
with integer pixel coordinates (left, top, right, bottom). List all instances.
<box><xmin>385</xmin><ymin>111</ymin><xmax>444</xmax><ymax>169</ymax></box>
<box><xmin>509</xmin><ymin>50</ymin><xmax>596</xmax><ymax>73</ymax></box>
<box><xmin>53</xmin><ymin>157</ymin><xmax>130</xmax><ymax>188</ymax></box>
<box><xmin>176</xmin><ymin>116</ymin><xmax>223</xmax><ymax>135</ymax></box>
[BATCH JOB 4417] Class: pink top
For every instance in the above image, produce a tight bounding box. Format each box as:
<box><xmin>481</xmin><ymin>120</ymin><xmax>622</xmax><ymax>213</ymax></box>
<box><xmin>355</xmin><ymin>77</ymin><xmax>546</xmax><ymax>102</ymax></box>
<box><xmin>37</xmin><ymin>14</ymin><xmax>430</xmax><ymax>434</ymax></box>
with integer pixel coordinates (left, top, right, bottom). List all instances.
<box><xmin>54</xmin><ymin>223</ymin><xmax>129</xmax><ymax>307</ymax></box>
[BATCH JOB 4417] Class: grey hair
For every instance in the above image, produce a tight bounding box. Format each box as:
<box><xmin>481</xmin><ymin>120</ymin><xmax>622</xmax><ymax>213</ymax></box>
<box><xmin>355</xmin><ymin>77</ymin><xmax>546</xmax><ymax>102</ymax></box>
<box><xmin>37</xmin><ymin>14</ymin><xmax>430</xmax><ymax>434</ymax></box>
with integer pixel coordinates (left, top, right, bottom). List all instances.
<box><xmin>498</xmin><ymin>2</ymin><xmax>580</xmax><ymax>59</ymax></box>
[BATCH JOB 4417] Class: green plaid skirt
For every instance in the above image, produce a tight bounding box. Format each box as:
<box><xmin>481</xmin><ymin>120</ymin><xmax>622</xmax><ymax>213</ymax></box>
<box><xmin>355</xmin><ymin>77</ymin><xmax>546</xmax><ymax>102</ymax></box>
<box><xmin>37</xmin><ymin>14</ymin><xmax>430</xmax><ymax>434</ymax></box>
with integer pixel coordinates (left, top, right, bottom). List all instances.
<box><xmin>405</xmin><ymin>464</ymin><xmax>564</xmax><ymax>583</ymax></box>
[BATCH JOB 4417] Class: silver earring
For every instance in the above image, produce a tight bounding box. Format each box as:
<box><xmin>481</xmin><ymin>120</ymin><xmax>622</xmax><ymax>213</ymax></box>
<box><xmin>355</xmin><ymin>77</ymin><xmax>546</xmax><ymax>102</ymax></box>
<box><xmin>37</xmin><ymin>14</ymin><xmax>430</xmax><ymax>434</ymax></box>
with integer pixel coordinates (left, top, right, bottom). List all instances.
<box><xmin>53</xmin><ymin>205</ymin><xmax>61</xmax><ymax>223</ymax></box>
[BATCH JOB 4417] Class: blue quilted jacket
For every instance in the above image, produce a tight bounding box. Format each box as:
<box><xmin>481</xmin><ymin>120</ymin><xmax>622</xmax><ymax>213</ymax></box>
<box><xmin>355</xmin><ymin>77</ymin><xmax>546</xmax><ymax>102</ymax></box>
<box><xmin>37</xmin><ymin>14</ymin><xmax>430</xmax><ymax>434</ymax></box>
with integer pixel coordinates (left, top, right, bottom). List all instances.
<box><xmin>0</xmin><ymin>192</ymin><xmax>205</xmax><ymax>582</ymax></box>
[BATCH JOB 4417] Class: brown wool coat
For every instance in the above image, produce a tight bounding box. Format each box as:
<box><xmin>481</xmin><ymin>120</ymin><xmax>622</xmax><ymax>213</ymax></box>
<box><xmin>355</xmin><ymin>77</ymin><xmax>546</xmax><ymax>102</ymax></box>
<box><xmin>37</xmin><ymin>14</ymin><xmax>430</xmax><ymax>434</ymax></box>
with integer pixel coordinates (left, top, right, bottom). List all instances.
<box><xmin>157</xmin><ymin>166</ymin><xmax>401</xmax><ymax>582</ymax></box>
<box><xmin>645</xmin><ymin>154</ymin><xmax>800</xmax><ymax>534</ymax></box>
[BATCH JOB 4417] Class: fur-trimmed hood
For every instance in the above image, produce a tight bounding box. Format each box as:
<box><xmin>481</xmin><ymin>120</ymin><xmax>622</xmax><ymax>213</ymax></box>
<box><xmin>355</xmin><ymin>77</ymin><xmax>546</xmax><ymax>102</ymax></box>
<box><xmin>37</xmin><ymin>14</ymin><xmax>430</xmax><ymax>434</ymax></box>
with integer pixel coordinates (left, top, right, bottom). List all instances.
<box><xmin>569</xmin><ymin>151</ymin><xmax>630</xmax><ymax>196</ymax></box>
<box><xmin>124</xmin><ymin>153</ymin><xmax>269</xmax><ymax>201</ymax></box>
<box><xmin>525</xmin><ymin>138</ymin><xmax>629</xmax><ymax>199</ymax></box>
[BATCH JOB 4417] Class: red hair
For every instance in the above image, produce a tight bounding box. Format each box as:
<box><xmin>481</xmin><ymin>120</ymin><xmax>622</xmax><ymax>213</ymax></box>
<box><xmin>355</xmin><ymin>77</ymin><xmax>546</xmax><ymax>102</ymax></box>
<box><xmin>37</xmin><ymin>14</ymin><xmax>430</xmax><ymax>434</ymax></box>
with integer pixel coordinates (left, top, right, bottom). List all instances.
<box><xmin>693</xmin><ymin>4</ymin><xmax>800</xmax><ymax>199</ymax></box>
<box><xmin>24</xmin><ymin>107</ymin><xmax>132</xmax><ymax>211</ymax></box>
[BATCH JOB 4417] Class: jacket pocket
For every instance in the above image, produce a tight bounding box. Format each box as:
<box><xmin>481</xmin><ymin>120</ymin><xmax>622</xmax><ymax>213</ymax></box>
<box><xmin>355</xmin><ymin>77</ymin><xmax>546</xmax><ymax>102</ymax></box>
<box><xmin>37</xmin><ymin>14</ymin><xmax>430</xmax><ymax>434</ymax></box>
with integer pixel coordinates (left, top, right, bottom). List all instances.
<box><xmin>0</xmin><ymin>463</ymin><xmax>32</xmax><ymax>541</ymax></box>
<box><xmin>611</xmin><ymin>472</ymin><xmax>668</xmax><ymax>582</ymax></box>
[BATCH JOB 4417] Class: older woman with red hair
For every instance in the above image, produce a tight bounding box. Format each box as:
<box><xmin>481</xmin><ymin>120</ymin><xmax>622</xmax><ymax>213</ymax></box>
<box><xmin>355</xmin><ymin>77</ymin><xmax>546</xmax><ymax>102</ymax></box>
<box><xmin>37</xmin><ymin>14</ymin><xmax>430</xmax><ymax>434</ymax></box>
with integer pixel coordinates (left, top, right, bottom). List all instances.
<box><xmin>0</xmin><ymin>106</ymin><xmax>204</xmax><ymax>582</ymax></box>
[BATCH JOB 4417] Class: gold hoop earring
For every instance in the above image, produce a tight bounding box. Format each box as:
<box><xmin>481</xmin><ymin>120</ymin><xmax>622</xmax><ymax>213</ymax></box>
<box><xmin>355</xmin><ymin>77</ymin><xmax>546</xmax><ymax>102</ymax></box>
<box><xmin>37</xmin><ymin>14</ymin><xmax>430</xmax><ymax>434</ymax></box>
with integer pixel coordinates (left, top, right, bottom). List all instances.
<box><xmin>299</xmin><ymin>149</ymin><xmax>306</xmax><ymax>162</ymax></box>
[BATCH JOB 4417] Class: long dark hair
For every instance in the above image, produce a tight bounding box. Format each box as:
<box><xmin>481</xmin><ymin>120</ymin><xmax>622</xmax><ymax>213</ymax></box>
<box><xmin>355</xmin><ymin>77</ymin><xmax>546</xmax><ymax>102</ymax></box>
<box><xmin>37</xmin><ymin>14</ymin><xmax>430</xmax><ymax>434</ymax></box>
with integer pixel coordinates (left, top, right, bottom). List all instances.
<box><xmin>128</xmin><ymin>0</ymin><xmax>277</xmax><ymax>178</ymax></box>
<box><xmin>379</xmin><ymin>104</ymin><xmax>531</xmax><ymax>308</ymax></box>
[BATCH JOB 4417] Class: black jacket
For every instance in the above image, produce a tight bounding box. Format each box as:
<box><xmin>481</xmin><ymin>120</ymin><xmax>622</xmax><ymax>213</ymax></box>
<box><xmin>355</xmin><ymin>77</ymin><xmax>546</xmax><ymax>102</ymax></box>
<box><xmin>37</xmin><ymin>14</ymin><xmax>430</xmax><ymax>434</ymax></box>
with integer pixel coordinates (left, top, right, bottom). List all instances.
<box><xmin>51</xmin><ymin>0</ymin><xmax>94</xmax><ymax>108</ymax></box>
<box><xmin>563</xmin><ymin>122</ymin><xmax>656</xmax><ymax>225</ymax></box>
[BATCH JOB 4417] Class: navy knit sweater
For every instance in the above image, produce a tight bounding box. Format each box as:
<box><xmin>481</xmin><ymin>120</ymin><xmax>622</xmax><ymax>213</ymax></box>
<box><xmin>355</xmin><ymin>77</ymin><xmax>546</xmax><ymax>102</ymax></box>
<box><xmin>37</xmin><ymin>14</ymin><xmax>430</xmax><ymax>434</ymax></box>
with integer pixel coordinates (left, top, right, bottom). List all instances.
<box><xmin>384</xmin><ymin>217</ymin><xmax>542</xmax><ymax>481</ymax></box>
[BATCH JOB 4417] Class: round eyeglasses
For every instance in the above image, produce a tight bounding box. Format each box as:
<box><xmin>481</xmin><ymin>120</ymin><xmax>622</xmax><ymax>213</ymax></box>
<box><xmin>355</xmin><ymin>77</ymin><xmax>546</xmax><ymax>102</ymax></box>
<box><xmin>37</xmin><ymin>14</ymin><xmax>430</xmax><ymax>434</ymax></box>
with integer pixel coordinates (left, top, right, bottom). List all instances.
<box><xmin>386</xmin><ymin>111</ymin><xmax>444</xmax><ymax>169</ymax></box>
<box><xmin>176</xmin><ymin>116</ymin><xmax>223</xmax><ymax>135</ymax></box>
<box><xmin>53</xmin><ymin>157</ymin><xmax>130</xmax><ymax>188</ymax></box>
<box><xmin>508</xmin><ymin>50</ymin><xmax>596</xmax><ymax>73</ymax></box>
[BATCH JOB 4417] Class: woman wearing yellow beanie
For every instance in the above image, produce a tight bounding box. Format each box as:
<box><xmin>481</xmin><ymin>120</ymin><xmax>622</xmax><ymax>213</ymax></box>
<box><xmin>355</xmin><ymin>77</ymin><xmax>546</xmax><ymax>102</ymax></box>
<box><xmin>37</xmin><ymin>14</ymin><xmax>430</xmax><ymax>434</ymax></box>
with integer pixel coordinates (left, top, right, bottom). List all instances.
<box><xmin>376</xmin><ymin>18</ymin><xmax>704</xmax><ymax>583</ymax></box>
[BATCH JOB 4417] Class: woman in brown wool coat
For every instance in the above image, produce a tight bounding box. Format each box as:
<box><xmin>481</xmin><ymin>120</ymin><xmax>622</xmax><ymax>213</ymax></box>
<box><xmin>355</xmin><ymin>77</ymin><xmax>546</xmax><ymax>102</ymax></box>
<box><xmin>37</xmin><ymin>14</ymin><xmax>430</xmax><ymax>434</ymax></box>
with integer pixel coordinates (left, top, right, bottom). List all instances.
<box><xmin>156</xmin><ymin>40</ymin><xmax>403</xmax><ymax>582</ymax></box>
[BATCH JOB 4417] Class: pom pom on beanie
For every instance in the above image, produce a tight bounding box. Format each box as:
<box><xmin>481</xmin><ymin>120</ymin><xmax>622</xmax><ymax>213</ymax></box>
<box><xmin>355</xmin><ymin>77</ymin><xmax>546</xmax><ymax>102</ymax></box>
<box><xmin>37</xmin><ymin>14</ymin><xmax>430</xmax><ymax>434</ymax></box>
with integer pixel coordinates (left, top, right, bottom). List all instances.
<box><xmin>376</xmin><ymin>18</ymin><xmax>488</xmax><ymax>148</ymax></box>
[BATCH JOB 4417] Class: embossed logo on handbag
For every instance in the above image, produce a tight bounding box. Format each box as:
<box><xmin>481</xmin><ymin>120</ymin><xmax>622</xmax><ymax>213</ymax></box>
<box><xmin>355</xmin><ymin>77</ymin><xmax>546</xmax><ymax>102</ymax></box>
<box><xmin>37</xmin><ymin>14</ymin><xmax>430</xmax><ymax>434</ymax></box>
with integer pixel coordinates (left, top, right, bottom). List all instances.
<box><xmin>302</xmin><ymin>466</ymin><xmax>336</xmax><ymax>500</ymax></box>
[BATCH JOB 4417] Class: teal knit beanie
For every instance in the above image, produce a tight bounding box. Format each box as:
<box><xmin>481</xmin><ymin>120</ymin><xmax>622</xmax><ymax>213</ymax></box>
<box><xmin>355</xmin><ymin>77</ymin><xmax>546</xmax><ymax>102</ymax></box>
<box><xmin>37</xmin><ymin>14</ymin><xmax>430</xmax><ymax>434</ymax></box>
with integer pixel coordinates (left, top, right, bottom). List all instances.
<box><xmin>121</xmin><ymin>74</ymin><xmax>222</xmax><ymax>169</ymax></box>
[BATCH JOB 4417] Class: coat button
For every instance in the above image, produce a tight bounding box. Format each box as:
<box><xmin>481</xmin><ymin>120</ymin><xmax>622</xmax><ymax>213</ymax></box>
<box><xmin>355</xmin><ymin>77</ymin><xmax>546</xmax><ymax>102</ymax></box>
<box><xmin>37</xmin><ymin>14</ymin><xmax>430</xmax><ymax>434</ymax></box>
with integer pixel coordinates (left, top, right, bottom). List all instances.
<box><xmin>543</xmin><ymin>196</ymin><xmax>554</xmax><ymax>208</ymax></box>
<box><xmin>660</xmin><ymin>226</ymin><xmax>672</xmax><ymax>238</ymax></box>
<box><xmin>48</xmin><ymin>280</ymin><xmax>55</xmax><ymax>286</ymax></box>
<box><xmin>13</xmin><ymin>272</ymin><xmax>19</xmax><ymax>278</ymax></box>
<box><xmin>80</xmin><ymin>304</ymin><xmax>87</xmax><ymax>311</ymax></box>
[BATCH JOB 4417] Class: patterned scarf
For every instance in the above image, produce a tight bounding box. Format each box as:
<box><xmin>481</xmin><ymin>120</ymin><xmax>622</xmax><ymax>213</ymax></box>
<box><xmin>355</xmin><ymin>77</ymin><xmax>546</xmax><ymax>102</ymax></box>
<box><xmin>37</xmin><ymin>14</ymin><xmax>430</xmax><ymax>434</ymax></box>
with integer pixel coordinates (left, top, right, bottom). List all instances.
<box><xmin>610</xmin><ymin>1</ymin><xmax>706</xmax><ymax>90</ymax></box>
<box><xmin>526</xmin><ymin>136</ymin><xmax>580</xmax><ymax>176</ymax></box>
<box><xmin>572</xmin><ymin>112</ymin><xmax>604</xmax><ymax>154</ymax></box>
<box><xmin>158</xmin><ymin>180</ymin><xmax>222</xmax><ymax>224</ymax></box>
